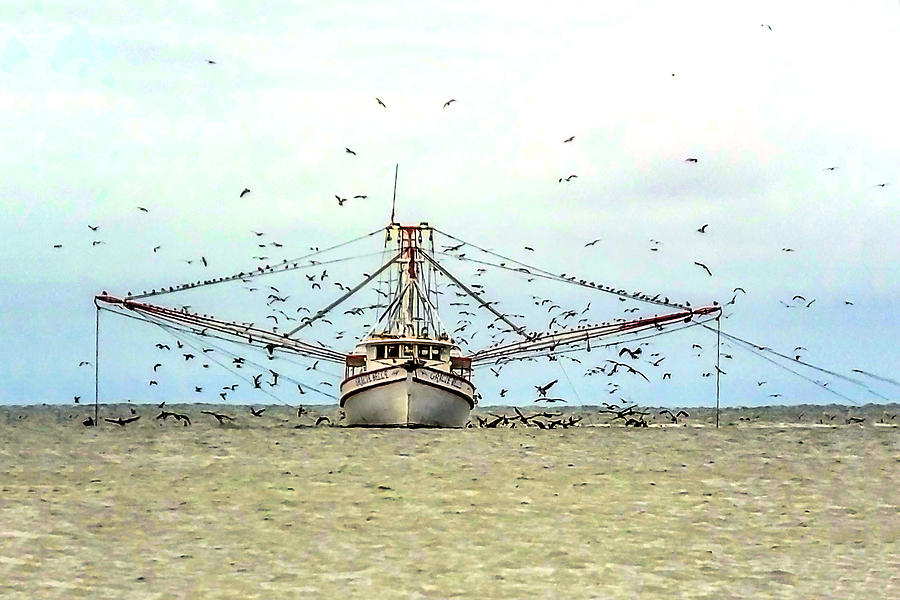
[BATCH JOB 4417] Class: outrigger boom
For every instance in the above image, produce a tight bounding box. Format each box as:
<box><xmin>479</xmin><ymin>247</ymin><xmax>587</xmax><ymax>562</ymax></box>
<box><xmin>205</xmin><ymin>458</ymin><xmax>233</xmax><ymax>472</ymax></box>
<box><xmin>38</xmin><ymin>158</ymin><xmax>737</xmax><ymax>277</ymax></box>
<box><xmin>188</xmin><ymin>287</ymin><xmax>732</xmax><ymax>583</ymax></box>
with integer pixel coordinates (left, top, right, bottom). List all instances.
<box><xmin>93</xmin><ymin>221</ymin><xmax>723</xmax><ymax>426</ymax></box>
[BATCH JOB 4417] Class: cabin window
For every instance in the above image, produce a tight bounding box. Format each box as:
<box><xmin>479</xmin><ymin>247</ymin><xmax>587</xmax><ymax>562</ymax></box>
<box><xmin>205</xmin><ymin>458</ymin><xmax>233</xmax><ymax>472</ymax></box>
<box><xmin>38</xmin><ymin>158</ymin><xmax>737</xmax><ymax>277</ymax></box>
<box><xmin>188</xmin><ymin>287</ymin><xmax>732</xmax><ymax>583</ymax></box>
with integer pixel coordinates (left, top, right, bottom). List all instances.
<box><xmin>418</xmin><ymin>345</ymin><xmax>430</xmax><ymax>359</ymax></box>
<box><xmin>375</xmin><ymin>345</ymin><xmax>386</xmax><ymax>359</ymax></box>
<box><xmin>386</xmin><ymin>344</ymin><xmax>399</xmax><ymax>358</ymax></box>
<box><xmin>402</xmin><ymin>344</ymin><xmax>414</xmax><ymax>357</ymax></box>
<box><xmin>431</xmin><ymin>346</ymin><xmax>442</xmax><ymax>360</ymax></box>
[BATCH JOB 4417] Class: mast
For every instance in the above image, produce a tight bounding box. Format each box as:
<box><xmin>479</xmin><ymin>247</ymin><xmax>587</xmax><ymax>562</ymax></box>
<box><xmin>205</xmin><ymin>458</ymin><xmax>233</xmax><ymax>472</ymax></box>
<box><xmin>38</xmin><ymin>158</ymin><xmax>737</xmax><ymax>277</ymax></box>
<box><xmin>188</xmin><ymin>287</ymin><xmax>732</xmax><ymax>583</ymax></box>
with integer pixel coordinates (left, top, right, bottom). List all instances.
<box><xmin>390</xmin><ymin>164</ymin><xmax>398</xmax><ymax>223</ymax></box>
<box><xmin>371</xmin><ymin>222</ymin><xmax>447</xmax><ymax>340</ymax></box>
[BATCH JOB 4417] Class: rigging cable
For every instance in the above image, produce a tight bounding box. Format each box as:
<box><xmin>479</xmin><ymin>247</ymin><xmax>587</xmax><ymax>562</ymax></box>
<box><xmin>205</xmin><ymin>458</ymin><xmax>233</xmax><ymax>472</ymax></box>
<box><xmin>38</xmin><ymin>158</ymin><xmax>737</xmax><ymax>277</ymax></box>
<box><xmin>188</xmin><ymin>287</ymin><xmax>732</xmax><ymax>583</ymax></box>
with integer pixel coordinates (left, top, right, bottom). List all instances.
<box><xmin>432</xmin><ymin>228</ymin><xmax>690</xmax><ymax>311</ymax></box>
<box><xmin>129</xmin><ymin>227</ymin><xmax>386</xmax><ymax>300</ymax></box>
<box><xmin>703</xmin><ymin>325</ymin><xmax>890</xmax><ymax>401</ymax></box>
<box><xmin>700</xmin><ymin>324</ymin><xmax>861</xmax><ymax>404</ymax></box>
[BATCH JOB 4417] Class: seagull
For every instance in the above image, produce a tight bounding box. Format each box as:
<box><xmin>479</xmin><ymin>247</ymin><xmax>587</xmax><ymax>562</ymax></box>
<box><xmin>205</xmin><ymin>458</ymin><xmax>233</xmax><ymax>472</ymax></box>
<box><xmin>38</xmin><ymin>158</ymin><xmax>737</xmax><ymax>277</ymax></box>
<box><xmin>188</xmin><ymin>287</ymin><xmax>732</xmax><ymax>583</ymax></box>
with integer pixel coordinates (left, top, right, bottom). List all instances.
<box><xmin>137</xmin><ymin>206</ymin><xmax>149</xmax><ymax>212</ymax></box>
<box><xmin>88</xmin><ymin>225</ymin><xmax>99</xmax><ymax>231</ymax></box>
<box><xmin>201</xmin><ymin>410</ymin><xmax>234</xmax><ymax>424</ymax></box>
<box><xmin>207</xmin><ymin>59</ymin><xmax>216</xmax><ymax>64</ymax></box>
<box><xmin>105</xmin><ymin>415</ymin><xmax>141</xmax><ymax>427</ymax></box>
<box><xmin>240</xmin><ymin>188</ymin><xmax>251</xmax><ymax>198</ymax></box>
<box><xmin>761</xmin><ymin>24</ymin><xmax>772</xmax><ymax>30</ymax></box>
<box><xmin>344</xmin><ymin>147</ymin><xmax>357</xmax><ymax>156</ymax></box>
<box><xmin>375</xmin><ymin>97</ymin><xmax>386</xmax><ymax>108</ymax></box>
<box><xmin>874</xmin><ymin>183</ymin><xmax>888</xmax><ymax>187</ymax></box>
<box><xmin>53</xmin><ymin>244</ymin><xmax>63</xmax><ymax>248</ymax></box>
<box><xmin>684</xmin><ymin>157</ymin><xmax>699</xmax><ymax>163</ymax></box>
<box><xmin>823</xmin><ymin>167</ymin><xmax>838</xmax><ymax>171</ymax></box>
<box><xmin>697</xmin><ymin>224</ymin><xmax>709</xmax><ymax>233</ymax></box>
<box><xmin>153</xmin><ymin>245</ymin><xmax>161</xmax><ymax>253</ymax></box>
<box><xmin>73</xmin><ymin>396</ymin><xmax>81</xmax><ymax>403</ymax></box>
<box><xmin>353</xmin><ymin>195</ymin><xmax>368</xmax><ymax>199</ymax></box>
<box><xmin>335</xmin><ymin>195</ymin><xmax>347</xmax><ymax>206</ymax></box>
<box><xmin>563</xmin><ymin>136</ymin><xmax>575</xmax><ymax>143</ymax></box>
<box><xmin>694</xmin><ymin>261</ymin><xmax>713</xmax><ymax>276</ymax></box>
<box><xmin>534</xmin><ymin>379</ymin><xmax>558</xmax><ymax>397</ymax></box>
<box><xmin>249</xmin><ymin>407</ymin><xmax>266</xmax><ymax>417</ymax></box>
<box><xmin>442</xmin><ymin>99</ymin><xmax>456</xmax><ymax>108</ymax></box>
<box><xmin>618</xmin><ymin>347</ymin><xmax>642</xmax><ymax>360</ymax></box>
<box><xmin>584</xmin><ymin>239</ymin><xmax>601</xmax><ymax>247</ymax></box>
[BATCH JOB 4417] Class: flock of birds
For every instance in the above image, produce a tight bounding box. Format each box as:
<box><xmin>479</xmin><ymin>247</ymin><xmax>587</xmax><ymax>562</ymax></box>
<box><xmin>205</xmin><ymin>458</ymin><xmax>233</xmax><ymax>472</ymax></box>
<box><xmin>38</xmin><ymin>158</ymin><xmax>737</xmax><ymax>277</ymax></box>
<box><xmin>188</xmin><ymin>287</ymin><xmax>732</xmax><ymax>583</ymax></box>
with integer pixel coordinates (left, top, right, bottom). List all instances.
<box><xmin>48</xmin><ymin>52</ymin><xmax>894</xmax><ymax>416</ymax></box>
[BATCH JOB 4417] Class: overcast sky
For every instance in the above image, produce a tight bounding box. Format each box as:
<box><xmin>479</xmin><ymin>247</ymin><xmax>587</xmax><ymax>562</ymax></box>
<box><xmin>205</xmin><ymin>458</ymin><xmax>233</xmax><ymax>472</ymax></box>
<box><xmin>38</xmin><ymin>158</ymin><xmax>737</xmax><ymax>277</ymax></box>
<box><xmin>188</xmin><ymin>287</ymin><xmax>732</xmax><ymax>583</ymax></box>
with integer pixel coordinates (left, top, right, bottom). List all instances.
<box><xmin>2</xmin><ymin>1</ymin><xmax>898</xmax><ymax>408</ymax></box>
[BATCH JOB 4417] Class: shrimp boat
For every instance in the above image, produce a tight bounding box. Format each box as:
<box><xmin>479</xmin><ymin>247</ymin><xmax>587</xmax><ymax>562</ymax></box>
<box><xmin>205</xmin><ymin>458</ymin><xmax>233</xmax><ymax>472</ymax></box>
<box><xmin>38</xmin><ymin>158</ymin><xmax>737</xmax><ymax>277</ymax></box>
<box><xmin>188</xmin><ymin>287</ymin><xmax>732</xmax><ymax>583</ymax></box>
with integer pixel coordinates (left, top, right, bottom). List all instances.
<box><xmin>93</xmin><ymin>219</ymin><xmax>722</xmax><ymax>428</ymax></box>
<box><xmin>341</xmin><ymin>223</ymin><xmax>475</xmax><ymax>427</ymax></box>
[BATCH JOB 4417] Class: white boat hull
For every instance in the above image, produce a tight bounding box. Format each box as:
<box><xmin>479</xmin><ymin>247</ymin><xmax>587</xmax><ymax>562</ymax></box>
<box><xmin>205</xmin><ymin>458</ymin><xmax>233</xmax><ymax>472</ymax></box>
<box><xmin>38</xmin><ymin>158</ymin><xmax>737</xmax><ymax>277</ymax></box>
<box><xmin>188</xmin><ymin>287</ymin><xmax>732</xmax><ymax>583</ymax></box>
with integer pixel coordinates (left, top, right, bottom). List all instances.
<box><xmin>340</xmin><ymin>364</ymin><xmax>475</xmax><ymax>427</ymax></box>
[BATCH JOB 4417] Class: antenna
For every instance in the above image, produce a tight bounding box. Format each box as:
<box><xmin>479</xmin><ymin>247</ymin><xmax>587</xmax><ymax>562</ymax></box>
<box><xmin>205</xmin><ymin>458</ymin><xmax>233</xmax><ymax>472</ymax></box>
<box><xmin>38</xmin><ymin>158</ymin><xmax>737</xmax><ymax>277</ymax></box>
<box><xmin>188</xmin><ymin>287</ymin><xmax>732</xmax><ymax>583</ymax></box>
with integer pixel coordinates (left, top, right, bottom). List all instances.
<box><xmin>390</xmin><ymin>163</ymin><xmax>398</xmax><ymax>223</ymax></box>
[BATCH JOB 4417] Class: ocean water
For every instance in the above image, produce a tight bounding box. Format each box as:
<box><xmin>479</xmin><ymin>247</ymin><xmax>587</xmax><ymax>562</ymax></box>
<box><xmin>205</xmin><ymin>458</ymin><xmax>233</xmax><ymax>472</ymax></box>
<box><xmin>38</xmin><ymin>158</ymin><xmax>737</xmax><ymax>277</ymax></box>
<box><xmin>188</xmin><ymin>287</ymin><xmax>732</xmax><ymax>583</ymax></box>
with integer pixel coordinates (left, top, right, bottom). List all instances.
<box><xmin>1</xmin><ymin>404</ymin><xmax>897</xmax><ymax>599</ymax></box>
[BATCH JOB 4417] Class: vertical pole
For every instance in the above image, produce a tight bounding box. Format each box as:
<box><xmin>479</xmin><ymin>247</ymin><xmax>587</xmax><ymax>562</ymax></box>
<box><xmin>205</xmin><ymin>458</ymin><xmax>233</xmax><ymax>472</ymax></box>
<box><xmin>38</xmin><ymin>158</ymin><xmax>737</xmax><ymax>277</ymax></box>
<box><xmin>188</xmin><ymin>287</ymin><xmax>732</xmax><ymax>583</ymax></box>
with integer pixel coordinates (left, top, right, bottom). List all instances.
<box><xmin>715</xmin><ymin>315</ymin><xmax>721</xmax><ymax>429</ymax></box>
<box><xmin>390</xmin><ymin>163</ymin><xmax>398</xmax><ymax>223</ymax></box>
<box><xmin>94</xmin><ymin>306</ymin><xmax>100</xmax><ymax>426</ymax></box>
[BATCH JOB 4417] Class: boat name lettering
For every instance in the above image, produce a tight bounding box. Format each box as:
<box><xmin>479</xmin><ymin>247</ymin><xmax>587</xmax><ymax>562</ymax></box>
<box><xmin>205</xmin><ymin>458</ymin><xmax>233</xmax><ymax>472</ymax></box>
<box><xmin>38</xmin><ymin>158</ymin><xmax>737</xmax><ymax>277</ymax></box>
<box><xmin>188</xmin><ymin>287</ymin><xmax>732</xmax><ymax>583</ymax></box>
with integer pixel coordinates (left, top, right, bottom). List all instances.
<box><xmin>423</xmin><ymin>370</ymin><xmax>464</xmax><ymax>389</ymax></box>
<box><xmin>355</xmin><ymin>369</ymin><xmax>398</xmax><ymax>386</ymax></box>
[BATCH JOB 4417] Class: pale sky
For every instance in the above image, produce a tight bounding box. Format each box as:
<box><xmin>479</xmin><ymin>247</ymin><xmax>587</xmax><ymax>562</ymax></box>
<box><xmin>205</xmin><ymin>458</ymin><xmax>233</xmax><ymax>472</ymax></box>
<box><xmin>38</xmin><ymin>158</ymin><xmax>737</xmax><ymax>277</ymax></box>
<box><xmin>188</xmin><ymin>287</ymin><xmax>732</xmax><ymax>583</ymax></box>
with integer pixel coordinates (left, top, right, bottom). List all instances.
<box><xmin>2</xmin><ymin>1</ymin><xmax>899</xmax><ymax>407</ymax></box>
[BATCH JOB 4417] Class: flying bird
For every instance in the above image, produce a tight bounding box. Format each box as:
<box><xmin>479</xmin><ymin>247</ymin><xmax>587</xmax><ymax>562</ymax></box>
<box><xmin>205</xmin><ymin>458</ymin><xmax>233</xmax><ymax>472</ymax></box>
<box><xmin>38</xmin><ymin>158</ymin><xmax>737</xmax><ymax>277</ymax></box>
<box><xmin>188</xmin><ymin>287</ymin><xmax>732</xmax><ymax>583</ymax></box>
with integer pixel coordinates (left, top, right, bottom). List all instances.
<box><xmin>618</xmin><ymin>347</ymin><xmax>642</xmax><ymax>360</ymax></box>
<box><xmin>563</xmin><ymin>136</ymin><xmax>574</xmax><ymax>143</ymax></box>
<box><xmin>249</xmin><ymin>407</ymin><xmax>266</xmax><ymax>417</ymax></box>
<box><xmin>534</xmin><ymin>379</ymin><xmax>558</xmax><ymax>397</ymax></box>
<box><xmin>694</xmin><ymin>261</ymin><xmax>712</xmax><ymax>276</ymax></box>
<box><xmin>240</xmin><ymin>188</ymin><xmax>251</xmax><ymax>198</ymax></box>
<box><xmin>696</xmin><ymin>224</ymin><xmax>709</xmax><ymax>233</ymax></box>
<box><xmin>201</xmin><ymin>410</ymin><xmax>234</xmax><ymax>424</ymax></box>
<box><xmin>207</xmin><ymin>59</ymin><xmax>216</xmax><ymax>64</ymax></box>
<box><xmin>105</xmin><ymin>415</ymin><xmax>140</xmax><ymax>427</ymax></box>
<box><xmin>442</xmin><ymin>99</ymin><xmax>456</xmax><ymax>108</ymax></box>
<box><xmin>88</xmin><ymin>225</ymin><xmax>99</xmax><ymax>231</ymax></box>
<box><xmin>344</xmin><ymin>147</ymin><xmax>357</xmax><ymax>156</ymax></box>
<box><xmin>137</xmin><ymin>206</ymin><xmax>149</xmax><ymax>212</ymax></box>
<box><xmin>684</xmin><ymin>157</ymin><xmax>699</xmax><ymax>163</ymax></box>
<box><xmin>584</xmin><ymin>239</ymin><xmax>601</xmax><ymax>247</ymax></box>
<box><xmin>761</xmin><ymin>24</ymin><xmax>772</xmax><ymax>30</ymax></box>
<box><xmin>375</xmin><ymin>97</ymin><xmax>386</xmax><ymax>108</ymax></box>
